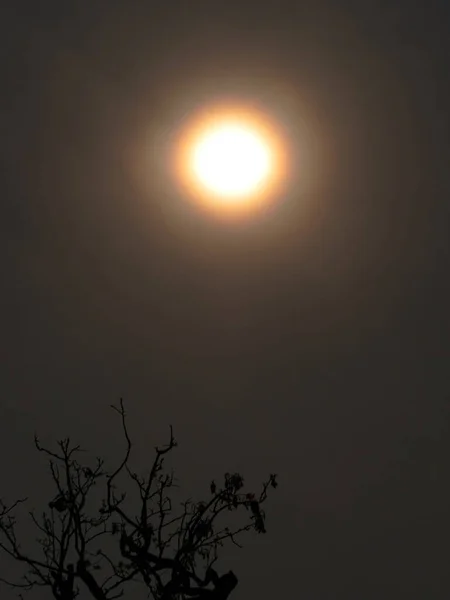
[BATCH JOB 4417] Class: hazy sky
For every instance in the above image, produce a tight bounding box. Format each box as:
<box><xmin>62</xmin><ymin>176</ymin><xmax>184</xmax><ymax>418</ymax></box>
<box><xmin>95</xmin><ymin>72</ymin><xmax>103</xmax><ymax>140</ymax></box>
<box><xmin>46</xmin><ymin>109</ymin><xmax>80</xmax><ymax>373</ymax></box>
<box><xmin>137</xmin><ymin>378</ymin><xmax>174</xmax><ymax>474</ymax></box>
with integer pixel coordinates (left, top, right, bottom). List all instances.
<box><xmin>1</xmin><ymin>1</ymin><xmax>450</xmax><ymax>598</ymax></box>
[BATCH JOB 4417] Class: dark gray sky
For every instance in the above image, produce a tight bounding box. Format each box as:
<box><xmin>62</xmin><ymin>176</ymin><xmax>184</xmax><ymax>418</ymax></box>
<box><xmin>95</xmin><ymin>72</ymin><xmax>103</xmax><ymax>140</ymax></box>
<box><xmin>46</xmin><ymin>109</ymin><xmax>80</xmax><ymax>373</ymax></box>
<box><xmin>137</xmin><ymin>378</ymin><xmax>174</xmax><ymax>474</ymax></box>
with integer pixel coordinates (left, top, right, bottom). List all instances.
<box><xmin>1</xmin><ymin>1</ymin><xmax>450</xmax><ymax>598</ymax></box>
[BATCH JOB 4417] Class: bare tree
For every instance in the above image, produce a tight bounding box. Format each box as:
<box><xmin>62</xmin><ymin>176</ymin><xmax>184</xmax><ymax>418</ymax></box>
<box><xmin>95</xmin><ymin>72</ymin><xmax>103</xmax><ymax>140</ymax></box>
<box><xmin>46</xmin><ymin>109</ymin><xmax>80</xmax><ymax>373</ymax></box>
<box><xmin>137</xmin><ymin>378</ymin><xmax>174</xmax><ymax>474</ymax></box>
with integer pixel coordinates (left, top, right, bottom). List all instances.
<box><xmin>0</xmin><ymin>400</ymin><xmax>278</xmax><ymax>600</ymax></box>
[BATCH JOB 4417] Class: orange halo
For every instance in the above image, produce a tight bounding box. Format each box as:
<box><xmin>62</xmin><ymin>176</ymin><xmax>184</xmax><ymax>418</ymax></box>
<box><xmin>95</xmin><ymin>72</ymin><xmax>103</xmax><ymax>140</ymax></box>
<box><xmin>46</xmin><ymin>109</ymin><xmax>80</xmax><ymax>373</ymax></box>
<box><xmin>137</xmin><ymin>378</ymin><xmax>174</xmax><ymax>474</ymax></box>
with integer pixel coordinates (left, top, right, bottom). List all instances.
<box><xmin>171</xmin><ymin>102</ymin><xmax>290</xmax><ymax>220</ymax></box>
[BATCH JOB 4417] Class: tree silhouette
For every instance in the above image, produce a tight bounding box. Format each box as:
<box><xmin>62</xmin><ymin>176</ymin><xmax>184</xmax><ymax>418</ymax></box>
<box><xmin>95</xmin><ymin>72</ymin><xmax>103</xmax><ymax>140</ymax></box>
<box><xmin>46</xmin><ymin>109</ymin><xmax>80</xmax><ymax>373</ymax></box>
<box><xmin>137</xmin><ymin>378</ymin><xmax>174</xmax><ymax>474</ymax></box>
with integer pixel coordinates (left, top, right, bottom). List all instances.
<box><xmin>0</xmin><ymin>400</ymin><xmax>278</xmax><ymax>600</ymax></box>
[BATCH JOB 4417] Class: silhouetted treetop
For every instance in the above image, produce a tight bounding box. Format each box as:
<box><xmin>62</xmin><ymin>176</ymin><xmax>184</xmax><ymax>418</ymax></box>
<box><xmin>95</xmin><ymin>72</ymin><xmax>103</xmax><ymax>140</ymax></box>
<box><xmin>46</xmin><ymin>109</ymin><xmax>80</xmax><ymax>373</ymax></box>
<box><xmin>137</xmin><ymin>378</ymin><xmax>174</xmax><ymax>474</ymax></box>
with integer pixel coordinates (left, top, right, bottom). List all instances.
<box><xmin>0</xmin><ymin>400</ymin><xmax>278</xmax><ymax>600</ymax></box>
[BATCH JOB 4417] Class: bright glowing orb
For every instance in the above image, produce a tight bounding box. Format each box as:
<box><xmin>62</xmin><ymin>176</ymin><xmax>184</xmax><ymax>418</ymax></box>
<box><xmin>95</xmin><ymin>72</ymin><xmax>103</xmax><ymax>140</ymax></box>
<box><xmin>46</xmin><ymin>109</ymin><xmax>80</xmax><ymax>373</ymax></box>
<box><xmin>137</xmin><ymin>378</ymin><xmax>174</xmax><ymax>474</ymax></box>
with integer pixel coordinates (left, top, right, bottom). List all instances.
<box><xmin>173</xmin><ymin>103</ymin><xmax>289</xmax><ymax>219</ymax></box>
<box><xmin>192</xmin><ymin>124</ymin><xmax>271</xmax><ymax>198</ymax></box>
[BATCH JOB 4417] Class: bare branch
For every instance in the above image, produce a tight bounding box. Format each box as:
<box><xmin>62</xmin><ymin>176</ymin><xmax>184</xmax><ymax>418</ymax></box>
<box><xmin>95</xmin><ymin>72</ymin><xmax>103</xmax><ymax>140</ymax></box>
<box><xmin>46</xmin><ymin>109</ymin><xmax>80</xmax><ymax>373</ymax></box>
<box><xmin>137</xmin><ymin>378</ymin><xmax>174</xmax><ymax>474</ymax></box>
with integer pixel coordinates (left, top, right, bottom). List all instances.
<box><xmin>0</xmin><ymin>401</ymin><xmax>278</xmax><ymax>600</ymax></box>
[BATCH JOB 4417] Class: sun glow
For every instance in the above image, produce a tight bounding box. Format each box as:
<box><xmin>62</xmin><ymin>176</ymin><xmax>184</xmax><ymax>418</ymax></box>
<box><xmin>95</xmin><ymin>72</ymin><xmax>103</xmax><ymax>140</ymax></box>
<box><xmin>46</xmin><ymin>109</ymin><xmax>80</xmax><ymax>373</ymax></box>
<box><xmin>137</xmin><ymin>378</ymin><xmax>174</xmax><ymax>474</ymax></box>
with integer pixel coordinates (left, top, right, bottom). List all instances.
<box><xmin>173</xmin><ymin>103</ymin><xmax>289</xmax><ymax>219</ymax></box>
<box><xmin>192</xmin><ymin>123</ymin><xmax>271</xmax><ymax>198</ymax></box>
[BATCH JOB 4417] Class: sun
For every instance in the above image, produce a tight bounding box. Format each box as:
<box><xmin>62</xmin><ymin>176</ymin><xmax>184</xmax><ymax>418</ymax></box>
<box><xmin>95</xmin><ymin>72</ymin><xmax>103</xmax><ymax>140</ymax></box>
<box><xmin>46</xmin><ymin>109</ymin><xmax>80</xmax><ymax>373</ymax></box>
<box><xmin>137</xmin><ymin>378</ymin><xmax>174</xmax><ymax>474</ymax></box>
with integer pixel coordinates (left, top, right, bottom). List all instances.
<box><xmin>173</xmin><ymin>103</ymin><xmax>289</xmax><ymax>219</ymax></box>
<box><xmin>191</xmin><ymin>123</ymin><xmax>271</xmax><ymax>199</ymax></box>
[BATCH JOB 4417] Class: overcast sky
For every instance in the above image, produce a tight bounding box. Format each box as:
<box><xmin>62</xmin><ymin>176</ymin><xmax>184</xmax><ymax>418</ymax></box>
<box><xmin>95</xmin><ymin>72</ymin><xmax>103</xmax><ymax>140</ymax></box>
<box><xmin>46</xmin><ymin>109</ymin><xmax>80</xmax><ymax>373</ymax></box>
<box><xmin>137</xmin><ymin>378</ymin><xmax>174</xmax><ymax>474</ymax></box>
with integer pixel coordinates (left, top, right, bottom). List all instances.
<box><xmin>1</xmin><ymin>1</ymin><xmax>450</xmax><ymax>598</ymax></box>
